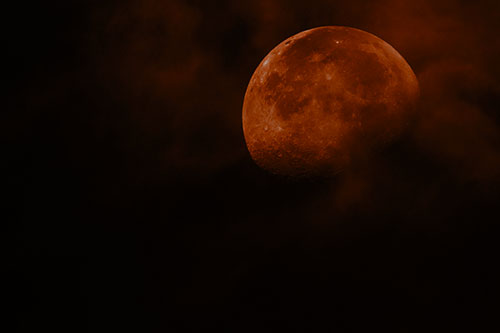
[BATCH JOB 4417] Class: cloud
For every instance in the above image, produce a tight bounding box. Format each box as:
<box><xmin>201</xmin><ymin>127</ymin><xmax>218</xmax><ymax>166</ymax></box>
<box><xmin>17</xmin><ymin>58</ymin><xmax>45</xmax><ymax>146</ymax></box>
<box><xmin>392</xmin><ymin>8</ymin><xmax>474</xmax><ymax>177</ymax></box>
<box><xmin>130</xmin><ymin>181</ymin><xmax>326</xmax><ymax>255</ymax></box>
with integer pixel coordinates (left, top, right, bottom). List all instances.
<box><xmin>23</xmin><ymin>0</ymin><xmax>499</xmax><ymax>197</ymax></box>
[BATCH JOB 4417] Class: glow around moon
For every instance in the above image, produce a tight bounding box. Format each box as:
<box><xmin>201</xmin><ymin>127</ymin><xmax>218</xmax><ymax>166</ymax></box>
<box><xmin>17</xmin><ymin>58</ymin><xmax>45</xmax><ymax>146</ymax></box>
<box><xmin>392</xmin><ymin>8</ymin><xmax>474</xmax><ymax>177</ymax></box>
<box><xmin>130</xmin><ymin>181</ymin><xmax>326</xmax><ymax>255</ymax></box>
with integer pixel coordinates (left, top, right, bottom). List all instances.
<box><xmin>242</xmin><ymin>26</ymin><xmax>419</xmax><ymax>176</ymax></box>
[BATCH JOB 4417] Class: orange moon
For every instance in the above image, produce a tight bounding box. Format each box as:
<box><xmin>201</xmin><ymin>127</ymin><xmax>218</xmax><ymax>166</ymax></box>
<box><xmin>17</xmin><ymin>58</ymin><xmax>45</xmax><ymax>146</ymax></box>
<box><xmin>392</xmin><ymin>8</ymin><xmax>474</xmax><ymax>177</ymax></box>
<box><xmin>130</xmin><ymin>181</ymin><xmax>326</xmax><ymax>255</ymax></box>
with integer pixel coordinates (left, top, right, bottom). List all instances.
<box><xmin>242</xmin><ymin>26</ymin><xmax>419</xmax><ymax>176</ymax></box>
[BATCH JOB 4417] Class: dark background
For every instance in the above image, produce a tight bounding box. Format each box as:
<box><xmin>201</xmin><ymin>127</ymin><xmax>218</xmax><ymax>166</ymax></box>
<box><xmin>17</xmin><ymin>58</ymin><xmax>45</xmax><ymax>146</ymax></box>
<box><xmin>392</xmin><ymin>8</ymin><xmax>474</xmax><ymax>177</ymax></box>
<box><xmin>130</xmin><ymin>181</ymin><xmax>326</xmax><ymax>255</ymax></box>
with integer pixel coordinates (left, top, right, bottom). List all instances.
<box><xmin>6</xmin><ymin>0</ymin><xmax>500</xmax><ymax>331</ymax></box>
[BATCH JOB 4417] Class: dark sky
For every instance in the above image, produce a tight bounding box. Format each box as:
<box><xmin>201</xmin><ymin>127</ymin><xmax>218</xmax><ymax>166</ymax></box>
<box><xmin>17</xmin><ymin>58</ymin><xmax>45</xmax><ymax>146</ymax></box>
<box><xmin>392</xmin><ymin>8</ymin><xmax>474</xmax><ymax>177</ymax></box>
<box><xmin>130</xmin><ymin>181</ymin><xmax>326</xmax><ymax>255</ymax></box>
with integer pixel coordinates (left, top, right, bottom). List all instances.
<box><xmin>6</xmin><ymin>0</ymin><xmax>500</xmax><ymax>332</ymax></box>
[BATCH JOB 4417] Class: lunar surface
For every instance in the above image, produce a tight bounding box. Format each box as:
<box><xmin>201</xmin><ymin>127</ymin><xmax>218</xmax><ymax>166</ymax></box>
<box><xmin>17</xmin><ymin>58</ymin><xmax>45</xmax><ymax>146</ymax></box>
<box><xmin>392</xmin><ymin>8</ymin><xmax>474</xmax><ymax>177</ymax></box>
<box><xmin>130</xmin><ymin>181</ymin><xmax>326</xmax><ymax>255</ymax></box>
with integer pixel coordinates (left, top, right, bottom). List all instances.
<box><xmin>242</xmin><ymin>26</ymin><xmax>420</xmax><ymax>176</ymax></box>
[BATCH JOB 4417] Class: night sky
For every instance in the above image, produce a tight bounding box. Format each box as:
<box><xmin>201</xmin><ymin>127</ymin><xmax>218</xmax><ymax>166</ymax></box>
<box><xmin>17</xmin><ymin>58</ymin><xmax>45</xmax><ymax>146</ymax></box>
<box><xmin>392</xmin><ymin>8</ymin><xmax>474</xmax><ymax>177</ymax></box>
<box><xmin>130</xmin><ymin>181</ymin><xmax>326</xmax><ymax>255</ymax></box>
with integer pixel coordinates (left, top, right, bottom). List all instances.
<box><xmin>7</xmin><ymin>0</ymin><xmax>500</xmax><ymax>331</ymax></box>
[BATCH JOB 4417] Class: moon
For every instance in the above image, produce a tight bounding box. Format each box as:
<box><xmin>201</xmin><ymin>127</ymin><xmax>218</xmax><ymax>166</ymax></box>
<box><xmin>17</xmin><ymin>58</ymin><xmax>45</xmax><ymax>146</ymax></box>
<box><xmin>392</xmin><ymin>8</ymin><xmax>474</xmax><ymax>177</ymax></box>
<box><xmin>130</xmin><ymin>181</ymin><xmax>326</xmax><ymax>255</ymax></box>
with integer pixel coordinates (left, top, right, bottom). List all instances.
<box><xmin>242</xmin><ymin>26</ymin><xmax>419</xmax><ymax>176</ymax></box>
